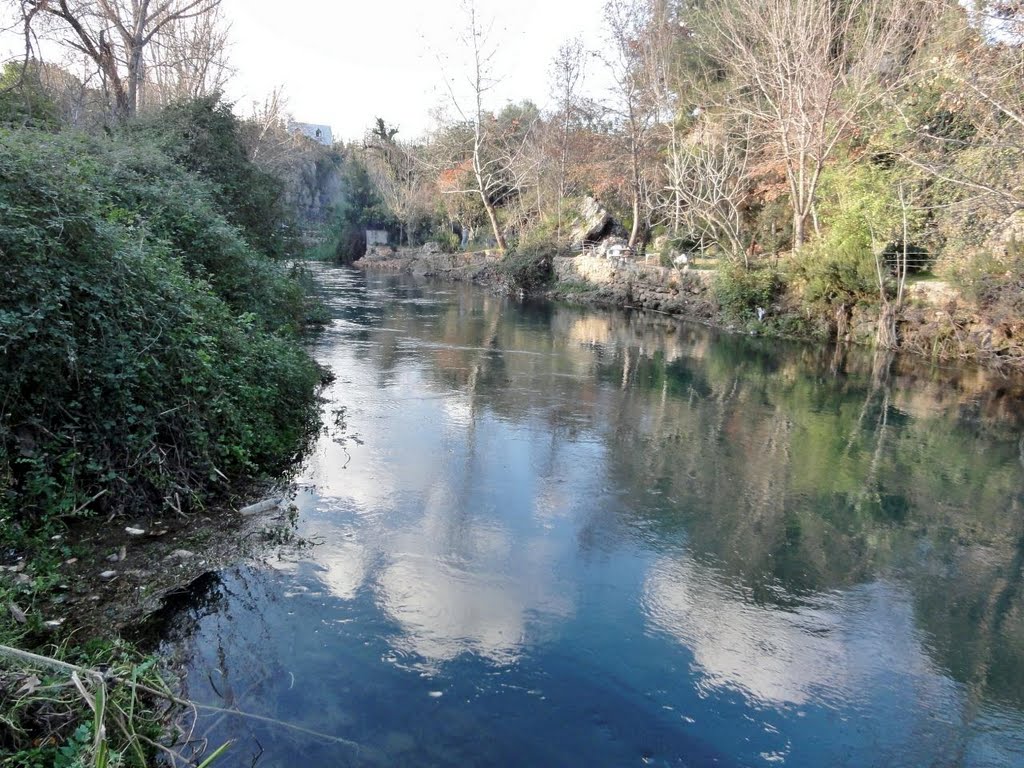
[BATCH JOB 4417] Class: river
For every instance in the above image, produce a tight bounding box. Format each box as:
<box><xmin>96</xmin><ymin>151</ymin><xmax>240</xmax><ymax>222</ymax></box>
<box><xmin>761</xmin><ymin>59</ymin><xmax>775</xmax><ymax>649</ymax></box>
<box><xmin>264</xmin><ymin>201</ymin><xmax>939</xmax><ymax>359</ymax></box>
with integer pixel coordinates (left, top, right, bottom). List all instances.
<box><xmin>156</xmin><ymin>264</ymin><xmax>1024</xmax><ymax>767</ymax></box>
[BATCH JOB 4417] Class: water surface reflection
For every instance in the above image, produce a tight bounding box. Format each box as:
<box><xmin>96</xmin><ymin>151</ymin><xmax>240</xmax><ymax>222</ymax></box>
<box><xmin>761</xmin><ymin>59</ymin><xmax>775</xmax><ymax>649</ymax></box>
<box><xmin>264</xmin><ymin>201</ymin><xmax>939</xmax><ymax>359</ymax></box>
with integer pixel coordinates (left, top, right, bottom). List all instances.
<box><xmin>160</xmin><ymin>266</ymin><xmax>1024</xmax><ymax>767</ymax></box>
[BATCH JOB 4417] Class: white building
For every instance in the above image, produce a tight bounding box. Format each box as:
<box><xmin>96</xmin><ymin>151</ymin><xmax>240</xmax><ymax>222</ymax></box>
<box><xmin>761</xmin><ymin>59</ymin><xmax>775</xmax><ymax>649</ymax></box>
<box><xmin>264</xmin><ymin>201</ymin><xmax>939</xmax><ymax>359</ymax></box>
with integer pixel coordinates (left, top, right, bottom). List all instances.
<box><xmin>289</xmin><ymin>121</ymin><xmax>334</xmax><ymax>146</ymax></box>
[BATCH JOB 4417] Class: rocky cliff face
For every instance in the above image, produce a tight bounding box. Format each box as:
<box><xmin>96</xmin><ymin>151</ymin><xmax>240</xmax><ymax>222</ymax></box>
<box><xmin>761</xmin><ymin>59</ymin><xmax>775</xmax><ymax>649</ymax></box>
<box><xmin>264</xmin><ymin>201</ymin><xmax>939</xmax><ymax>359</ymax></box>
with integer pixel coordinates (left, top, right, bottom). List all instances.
<box><xmin>288</xmin><ymin>146</ymin><xmax>344</xmax><ymax>224</ymax></box>
<box><xmin>567</xmin><ymin>196</ymin><xmax>613</xmax><ymax>248</ymax></box>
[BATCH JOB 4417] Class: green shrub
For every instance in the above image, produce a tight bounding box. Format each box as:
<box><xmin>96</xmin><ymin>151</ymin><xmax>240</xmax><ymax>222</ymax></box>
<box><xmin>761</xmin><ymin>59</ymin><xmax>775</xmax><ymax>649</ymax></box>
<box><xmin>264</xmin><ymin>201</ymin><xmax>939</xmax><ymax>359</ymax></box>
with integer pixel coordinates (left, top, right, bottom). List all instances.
<box><xmin>133</xmin><ymin>96</ymin><xmax>297</xmax><ymax>260</ymax></box>
<box><xmin>0</xmin><ymin>62</ymin><xmax>61</xmax><ymax>130</ymax></box>
<box><xmin>947</xmin><ymin>249</ymin><xmax>1024</xmax><ymax>314</ymax></box>
<box><xmin>434</xmin><ymin>225</ymin><xmax>461</xmax><ymax>253</ymax></box>
<box><xmin>795</xmin><ymin>161</ymin><xmax>926</xmax><ymax>310</ymax></box>
<box><xmin>61</xmin><ymin>134</ymin><xmax>308</xmax><ymax>330</ymax></box>
<box><xmin>795</xmin><ymin>239</ymin><xmax>881</xmax><ymax>309</ymax></box>
<box><xmin>0</xmin><ymin>126</ymin><xmax>321</xmax><ymax>528</ymax></box>
<box><xmin>497</xmin><ymin>238</ymin><xmax>556</xmax><ymax>293</ymax></box>
<box><xmin>713</xmin><ymin>262</ymin><xmax>782</xmax><ymax>322</ymax></box>
<box><xmin>312</xmin><ymin>155</ymin><xmax>395</xmax><ymax>263</ymax></box>
<box><xmin>749</xmin><ymin>197</ymin><xmax>793</xmax><ymax>257</ymax></box>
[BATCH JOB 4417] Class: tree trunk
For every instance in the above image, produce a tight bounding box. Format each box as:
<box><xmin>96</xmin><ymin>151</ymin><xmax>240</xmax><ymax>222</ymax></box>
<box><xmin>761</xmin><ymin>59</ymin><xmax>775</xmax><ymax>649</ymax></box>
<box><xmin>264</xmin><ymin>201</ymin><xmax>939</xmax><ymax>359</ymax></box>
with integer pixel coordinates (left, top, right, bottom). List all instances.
<box><xmin>876</xmin><ymin>301</ymin><xmax>899</xmax><ymax>350</ymax></box>
<box><xmin>125</xmin><ymin>42</ymin><xmax>143</xmax><ymax>118</ymax></box>
<box><xmin>628</xmin><ymin>185</ymin><xmax>642</xmax><ymax>249</ymax></box>
<box><xmin>480</xmin><ymin>192</ymin><xmax>506</xmax><ymax>251</ymax></box>
<box><xmin>793</xmin><ymin>210</ymin><xmax>807</xmax><ymax>251</ymax></box>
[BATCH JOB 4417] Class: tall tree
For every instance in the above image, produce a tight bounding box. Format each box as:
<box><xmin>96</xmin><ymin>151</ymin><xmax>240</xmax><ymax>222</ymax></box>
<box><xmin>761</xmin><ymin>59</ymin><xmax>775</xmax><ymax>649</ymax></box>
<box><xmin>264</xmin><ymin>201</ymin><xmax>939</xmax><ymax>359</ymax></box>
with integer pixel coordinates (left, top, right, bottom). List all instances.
<box><xmin>550</xmin><ymin>37</ymin><xmax>586</xmax><ymax>246</ymax></box>
<box><xmin>663</xmin><ymin>115</ymin><xmax>753</xmax><ymax>261</ymax></box>
<box><xmin>706</xmin><ymin>0</ymin><xmax>927</xmax><ymax>249</ymax></box>
<box><xmin>603</xmin><ymin>0</ymin><xmax>658</xmax><ymax>249</ymax></box>
<box><xmin>365</xmin><ymin>118</ymin><xmax>430</xmax><ymax>246</ymax></box>
<box><xmin>440</xmin><ymin>0</ymin><xmax>508</xmax><ymax>250</ymax></box>
<box><xmin>143</xmin><ymin>0</ymin><xmax>231</xmax><ymax>105</ymax></box>
<box><xmin>898</xmin><ymin>4</ymin><xmax>1024</xmax><ymax>236</ymax></box>
<box><xmin>26</xmin><ymin>0</ymin><xmax>222</xmax><ymax>119</ymax></box>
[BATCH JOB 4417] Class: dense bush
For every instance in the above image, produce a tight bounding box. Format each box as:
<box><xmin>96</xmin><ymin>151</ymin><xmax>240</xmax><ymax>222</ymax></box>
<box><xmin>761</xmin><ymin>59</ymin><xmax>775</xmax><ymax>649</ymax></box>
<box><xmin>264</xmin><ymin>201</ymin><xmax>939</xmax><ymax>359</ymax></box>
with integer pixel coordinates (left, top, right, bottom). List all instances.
<box><xmin>62</xmin><ymin>132</ymin><xmax>306</xmax><ymax>330</ymax></box>
<box><xmin>133</xmin><ymin>96</ymin><xmax>296</xmax><ymax>260</ymax></box>
<box><xmin>795</xmin><ymin>162</ymin><xmax>924</xmax><ymax>310</ymax></box>
<box><xmin>713</xmin><ymin>262</ymin><xmax>782</xmax><ymax>322</ymax></box>
<box><xmin>948</xmin><ymin>246</ymin><xmax>1024</xmax><ymax>316</ymax></box>
<box><xmin>795</xmin><ymin>243</ymin><xmax>880</xmax><ymax>310</ymax></box>
<box><xmin>0</xmin><ymin>127</ymin><xmax>322</xmax><ymax>527</ymax></box>
<box><xmin>339</xmin><ymin>156</ymin><xmax>395</xmax><ymax>262</ymax></box>
<box><xmin>0</xmin><ymin>63</ymin><xmax>61</xmax><ymax>130</ymax></box>
<box><xmin>497</xmin><ymin>238</ymin><xmax>556</xmax><ymax>294</ymax></box>
<box><xmin>433</xmin><ymin>224</ymin><xmax>462</xmax><ymax>253</ymax></box>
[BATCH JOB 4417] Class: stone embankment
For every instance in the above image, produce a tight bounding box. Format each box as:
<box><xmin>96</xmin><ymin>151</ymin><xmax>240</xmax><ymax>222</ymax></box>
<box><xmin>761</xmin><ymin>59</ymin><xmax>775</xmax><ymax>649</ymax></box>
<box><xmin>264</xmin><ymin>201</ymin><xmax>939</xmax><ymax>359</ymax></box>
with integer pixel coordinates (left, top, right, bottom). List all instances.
<box><xmin>357</xmin><ymin>245</ymin><xmax>502</xmax><ymax>281</ymax></box>
<box><xmin>551</xmin><ymin>255</ymin><xmax>717</xmax><ymax>320</ymax></box>
<box><xmin>358</xmin><ymin>246</ymin><xmax>718</xmax><ymax>320</ymax></box>
<box><xmin>357</xmin><ymin>246</ymin><xmax>1024</xmax><ymax>373</ymax></box>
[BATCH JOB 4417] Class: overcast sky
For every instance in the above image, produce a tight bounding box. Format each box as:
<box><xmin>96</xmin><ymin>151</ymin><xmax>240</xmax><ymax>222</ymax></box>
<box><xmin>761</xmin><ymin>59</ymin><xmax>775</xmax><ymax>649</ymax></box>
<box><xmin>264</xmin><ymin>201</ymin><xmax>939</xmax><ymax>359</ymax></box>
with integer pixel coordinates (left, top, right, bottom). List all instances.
<box><xmin>220</xmin><ymin>0</ymin><xmax>610</xmax><ymax>141</ymax></box>
<box><xmin>0</xmin><ymin>0</ymin><xmax>609</xmax><ymax>141</ymax></box>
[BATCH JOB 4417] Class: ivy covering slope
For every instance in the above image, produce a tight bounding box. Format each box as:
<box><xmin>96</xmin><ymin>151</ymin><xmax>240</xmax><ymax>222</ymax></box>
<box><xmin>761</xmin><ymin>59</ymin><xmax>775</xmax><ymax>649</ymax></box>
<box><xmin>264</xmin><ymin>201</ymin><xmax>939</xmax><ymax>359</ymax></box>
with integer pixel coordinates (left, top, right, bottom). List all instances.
<box><xmin>0</xmin><ymin>114</ymin><xmax>322</xmax><ymax>535</ymax></box>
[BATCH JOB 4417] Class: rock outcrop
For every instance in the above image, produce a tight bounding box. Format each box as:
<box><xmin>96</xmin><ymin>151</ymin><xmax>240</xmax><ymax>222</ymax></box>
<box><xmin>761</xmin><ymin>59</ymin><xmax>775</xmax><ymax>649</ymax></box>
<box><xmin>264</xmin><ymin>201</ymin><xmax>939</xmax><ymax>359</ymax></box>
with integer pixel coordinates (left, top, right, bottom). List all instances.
<box><xmin>989</xmin><ymin>210</ymin><xmax>1024</xmax><ymax>256</ymax></box>
<box><xmin>568</xmin><ymin>196</ymin><xmax>613</xmax><ymax>248</ymax></box>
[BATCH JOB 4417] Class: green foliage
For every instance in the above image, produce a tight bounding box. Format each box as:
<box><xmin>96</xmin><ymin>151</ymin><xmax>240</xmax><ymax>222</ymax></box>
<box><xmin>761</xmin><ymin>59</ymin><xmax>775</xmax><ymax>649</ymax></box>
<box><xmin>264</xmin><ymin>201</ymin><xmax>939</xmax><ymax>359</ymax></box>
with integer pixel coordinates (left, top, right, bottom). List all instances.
<box><xmin>796</xmin><ymin>162</ymin><xmax>923</xmax><ymax>309</ymax></box>
<box><xmin>749</xmin><ymin>197</ymin><xmax>793</xmax><ymax>257</ymax></box>
<box><xmin>497</xmin><ymin>238</ymin><xmax>556</xmax><ymax>293</ymax></box>
<box><xmin>132</xmin><ymin>96</ymin><xmax>296</xmax><ymax>259</ymax></box>
<box><xmin>0</xmin><ymin>126</ymin><xmax>321</xmax><ymax>527</ymax></box>
<box><xmin>796</xmin><ymin>241</ymin><xmax>881</xmax><ymax>309</ymax></box>
<box><xmin>713</xmin><ymin>262</ymin><xmax>782</xmax><ymax>322</ymax></box>
<box><xmin>434</xmin><ymin>225</ymin><xmax>461</xmax><ymax>253</ymax></box>
<box><xmin>324</xmin><ymin>153</ymin><xmax>394</xmax><ymax>263</ymax></box>
<box><xmin>555</xmin><ymin>279</ymin><xmax>594</xmax><ymax>295</ymax></box>
<box><xmin>948</xmin><ymin>248</ymin><xmax>1024</xmax><ymax>318</ymax></box>
<box><xmin>0</xmin><ymin>640</ymin><xmax>196</xmax><ymax>768</ymax></box>
<box><xmin>0</xmin><ymin>63</ymin><xmax>60</xmax><ymax>130</ymax></box>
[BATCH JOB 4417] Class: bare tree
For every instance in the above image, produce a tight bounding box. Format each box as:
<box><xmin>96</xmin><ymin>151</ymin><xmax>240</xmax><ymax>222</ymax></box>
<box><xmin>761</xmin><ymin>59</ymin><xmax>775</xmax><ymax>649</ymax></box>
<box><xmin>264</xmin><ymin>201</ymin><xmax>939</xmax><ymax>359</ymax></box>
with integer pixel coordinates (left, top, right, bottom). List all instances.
<box><xmin>896</xmin><ymin>13</ymin><xmax>1024</xmax><ymax>235</ymax></box>
<box><xmin>491</xmin><ymin>101</ymin><xmax>543</xmax><ymax>236</ymax></box>
<box><xmin>26</xmin><ymin>0</ymin><xmax>222</xmax><ymax>119</ymax></box>
<box><xmin>143</xmin><ymin>1</ymin><xmax>230</xmax><ymax>106</ymax></box>
<box><xmin>706</xmin><ymin>0</ymin><xmax>927</xmax><ymax>249</ymax></box>
<box><xmin>438</xmin><ymin>1</ymin><xmax>508</xmax><ymax>251</ymax></box>
<box><xmin>662</xmin><ymin>117</ymin><xmax>753</xmax><ymax>262</ymax></box>
<box><xmin>242</xmin><ymin>85</ymin><xmax>301</xmax><ymax>174</ymax></box>
<box><xmin>550</xmin><ymin>37</ymin><xmax>586</xmax><ymax>246</ymax></box>
<box><xmin>3</xmin><ymin>3</ymin><xmax>44</xmax><ymax>89</ymax></box>
<box><xmin>603</xmin><ymin>0</ymin><xmax>658</xmax><ymax>249</ymax></box>
<box><xmin>365</xmin><ymin>118</ymin><xmax>431</xmax><ymax>246</ymax></box>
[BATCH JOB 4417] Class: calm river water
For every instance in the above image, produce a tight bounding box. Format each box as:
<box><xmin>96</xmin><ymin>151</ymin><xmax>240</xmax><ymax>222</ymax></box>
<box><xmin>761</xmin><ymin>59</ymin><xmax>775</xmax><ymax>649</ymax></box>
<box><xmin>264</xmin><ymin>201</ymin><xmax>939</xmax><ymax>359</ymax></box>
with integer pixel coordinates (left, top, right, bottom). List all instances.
<box><xmin>158</xmin><ymin>264</ymin><xmax>1024</xmax><ymax>767</ymax></box>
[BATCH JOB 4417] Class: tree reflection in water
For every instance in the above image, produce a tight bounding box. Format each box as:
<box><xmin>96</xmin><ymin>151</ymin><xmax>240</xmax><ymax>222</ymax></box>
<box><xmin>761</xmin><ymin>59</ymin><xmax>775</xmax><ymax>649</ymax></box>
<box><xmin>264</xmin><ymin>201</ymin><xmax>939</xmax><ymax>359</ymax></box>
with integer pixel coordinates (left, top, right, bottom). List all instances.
<box><xmin>158</xmin><ymin>266</ymin><xmax>1024</xmax><ymax>767</ymax></box>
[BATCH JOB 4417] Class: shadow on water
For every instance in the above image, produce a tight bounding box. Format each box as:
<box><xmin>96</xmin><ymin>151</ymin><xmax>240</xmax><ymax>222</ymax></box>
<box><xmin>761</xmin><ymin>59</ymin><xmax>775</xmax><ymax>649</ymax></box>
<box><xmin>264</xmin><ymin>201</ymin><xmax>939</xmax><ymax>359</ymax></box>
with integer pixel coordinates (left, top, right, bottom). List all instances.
<box><xmin>156</xmin><ymin>265</ymin><xmax>1024</xmax><ymax>767</ymax></box>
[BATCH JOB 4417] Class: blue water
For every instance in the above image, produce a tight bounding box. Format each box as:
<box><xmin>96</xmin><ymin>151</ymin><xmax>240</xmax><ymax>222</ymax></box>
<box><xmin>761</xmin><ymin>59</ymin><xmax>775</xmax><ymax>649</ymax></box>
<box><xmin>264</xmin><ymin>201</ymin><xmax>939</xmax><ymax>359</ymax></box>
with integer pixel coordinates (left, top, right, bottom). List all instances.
<box><xmin>158</xmin><ymin>265</ymin><xmax>1024</xmax><ymax>767</ymax></box>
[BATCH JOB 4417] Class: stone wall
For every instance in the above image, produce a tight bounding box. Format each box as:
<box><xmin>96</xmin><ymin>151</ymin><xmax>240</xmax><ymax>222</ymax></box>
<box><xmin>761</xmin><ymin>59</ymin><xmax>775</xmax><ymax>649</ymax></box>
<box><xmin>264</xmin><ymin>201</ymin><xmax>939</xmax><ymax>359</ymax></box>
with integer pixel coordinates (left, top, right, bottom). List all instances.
<box><xmin>552</xmin><ymin>255</ymin><xmax>716</xmax><ymax>318</ymax></box>
<box><xmin>358</xmin><ymin>246</ymin><xmax>502</xmax><ymax>281</ymax></box>
<box><xmin>357</xmin><ymin>247</ymin><xmax>1023</xmax><ymax>371</ymax></box>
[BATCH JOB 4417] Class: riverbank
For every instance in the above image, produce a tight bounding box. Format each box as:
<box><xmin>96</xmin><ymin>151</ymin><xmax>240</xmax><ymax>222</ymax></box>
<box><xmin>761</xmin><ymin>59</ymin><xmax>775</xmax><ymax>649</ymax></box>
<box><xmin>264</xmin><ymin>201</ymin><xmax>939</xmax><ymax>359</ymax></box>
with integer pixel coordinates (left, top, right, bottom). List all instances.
<box><xmin>0</xmin><ymin>485</ymin><xmax>317</xmax><ymax>766</ymax></box>
<box><xmin>0</xmin><ymin>106</ymin><xmax>327</xmax><ymax>766</ymax></box>
<box><xmin>357</xmin><ymin>245</ymin><xmax>1024</xmax><ymax>375</ymax></box>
